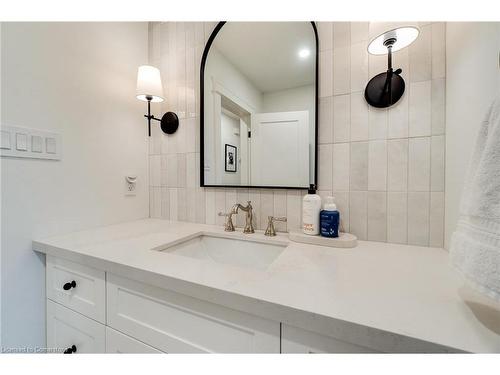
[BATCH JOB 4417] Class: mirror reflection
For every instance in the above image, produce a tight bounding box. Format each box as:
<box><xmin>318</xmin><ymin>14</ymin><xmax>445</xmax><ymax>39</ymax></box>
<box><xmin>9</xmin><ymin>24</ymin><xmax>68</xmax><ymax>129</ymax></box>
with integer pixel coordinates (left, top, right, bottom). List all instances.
<box><xmin>201</xmin><ymin>22</ymin><xmax>317</xmax><ymax>188</ymax></box>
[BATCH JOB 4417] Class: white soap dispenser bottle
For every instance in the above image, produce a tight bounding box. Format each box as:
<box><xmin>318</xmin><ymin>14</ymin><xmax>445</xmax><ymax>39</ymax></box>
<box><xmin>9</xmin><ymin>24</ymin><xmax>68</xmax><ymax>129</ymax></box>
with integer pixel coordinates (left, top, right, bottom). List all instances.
<box><xmin>302</xmin><ymin>184</ymin><xmax>322</xmax><ymax>235</ymax></box>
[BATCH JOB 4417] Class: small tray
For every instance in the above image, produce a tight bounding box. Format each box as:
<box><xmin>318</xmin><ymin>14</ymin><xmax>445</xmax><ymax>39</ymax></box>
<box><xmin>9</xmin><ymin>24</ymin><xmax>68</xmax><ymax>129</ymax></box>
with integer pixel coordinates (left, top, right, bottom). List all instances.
<box><xmin>288</xmin><ymin>231</ymin><xmax>357</xmax><ymax>248</ymax></box>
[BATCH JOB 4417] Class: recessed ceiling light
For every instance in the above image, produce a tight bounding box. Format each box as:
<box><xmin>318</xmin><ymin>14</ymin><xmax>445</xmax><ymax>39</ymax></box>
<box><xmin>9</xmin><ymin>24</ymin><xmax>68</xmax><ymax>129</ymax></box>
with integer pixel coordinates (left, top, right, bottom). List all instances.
<box><xmin>298</xmin><ymin>49</ymin><xmax>310</xmax><ymax>59</ymax></box>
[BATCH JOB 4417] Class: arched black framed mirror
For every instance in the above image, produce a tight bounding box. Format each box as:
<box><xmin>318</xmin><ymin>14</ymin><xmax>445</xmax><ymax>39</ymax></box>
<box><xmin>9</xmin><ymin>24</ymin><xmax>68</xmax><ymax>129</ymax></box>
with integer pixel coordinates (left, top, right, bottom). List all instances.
<box><xmin>200</xmin><ymin>22</ymin><xmax>318</xmax><ymax>189</ymax></box>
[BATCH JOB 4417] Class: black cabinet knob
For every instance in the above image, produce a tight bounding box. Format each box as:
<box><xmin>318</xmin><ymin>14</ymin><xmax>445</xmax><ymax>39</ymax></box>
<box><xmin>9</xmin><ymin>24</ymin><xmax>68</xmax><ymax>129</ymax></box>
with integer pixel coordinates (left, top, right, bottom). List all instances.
<box><xmin>63</xmin><ymin>280</ymin><xmax>77</xmax><ymax>291</ymax></box>
<box><xmin>63</xmin><ymin>345</ymin><xmax>77</xmax><ymax>354</ymax></box>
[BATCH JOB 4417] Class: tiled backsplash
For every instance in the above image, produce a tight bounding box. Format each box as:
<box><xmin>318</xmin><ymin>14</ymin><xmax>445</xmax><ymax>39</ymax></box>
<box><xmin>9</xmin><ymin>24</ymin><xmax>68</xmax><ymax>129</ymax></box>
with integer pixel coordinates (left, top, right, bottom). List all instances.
<box><xmin>148</xmin><ymin>21</ymin><xmax>446</xmax><ymax>247</ymax></box>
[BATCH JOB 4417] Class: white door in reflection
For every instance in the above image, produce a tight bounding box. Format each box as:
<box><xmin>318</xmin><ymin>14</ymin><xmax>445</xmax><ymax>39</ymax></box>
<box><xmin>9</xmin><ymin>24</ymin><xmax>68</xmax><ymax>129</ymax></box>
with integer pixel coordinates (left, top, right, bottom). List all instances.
<box><xmin>250</xmin><ymin>111</ymin><xmax>309</xmax><ymax>187</ymax></box>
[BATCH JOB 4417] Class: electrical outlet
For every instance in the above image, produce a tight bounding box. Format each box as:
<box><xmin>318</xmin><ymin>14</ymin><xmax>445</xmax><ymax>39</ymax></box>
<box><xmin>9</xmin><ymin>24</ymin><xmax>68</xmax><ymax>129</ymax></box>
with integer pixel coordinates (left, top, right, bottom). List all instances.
<box><xmin>125</xmin><ymin>175</ymin><xmax>137</xmax><ymax>196</ymax></box>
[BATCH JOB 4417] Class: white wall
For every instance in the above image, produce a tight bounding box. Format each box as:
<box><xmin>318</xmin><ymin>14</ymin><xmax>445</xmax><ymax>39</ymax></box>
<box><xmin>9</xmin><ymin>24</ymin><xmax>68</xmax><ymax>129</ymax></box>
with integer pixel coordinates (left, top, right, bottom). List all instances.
<box><xmin>220</xmin><ymin>113</ymin><xmax>241</xmax><ymax>185</ymax></box>
<box><xmin>1</xmin><ymin>22</ymin><xmax>149</xmax><ymax>349</ymax></box>
<box><xmin>444</xmin><ymin>22</ymin><xmax>500</xmax><ymax>248</ymax></box>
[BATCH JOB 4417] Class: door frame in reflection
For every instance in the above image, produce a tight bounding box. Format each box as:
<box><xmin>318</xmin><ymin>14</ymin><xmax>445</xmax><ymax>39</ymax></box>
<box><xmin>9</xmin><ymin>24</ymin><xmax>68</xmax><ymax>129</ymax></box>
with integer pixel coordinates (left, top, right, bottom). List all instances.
<box><xmin>200</xmin><ymin>21</ymin><xmax>319</xmax><ymax>189</ymax></box>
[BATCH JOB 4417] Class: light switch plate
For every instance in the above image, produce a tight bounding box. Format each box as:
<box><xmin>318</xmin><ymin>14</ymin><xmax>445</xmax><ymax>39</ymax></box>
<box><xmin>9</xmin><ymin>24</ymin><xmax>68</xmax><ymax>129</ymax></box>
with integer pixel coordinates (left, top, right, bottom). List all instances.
<box><xmin>1</xmin><ymin>125</ymin><xmax>61</xmax><ymax>160</ymax></box>
<box><xmin>16</xmin><ymin>133</ymin><xmax>28</xmax><ymax>151</ymax></box>
<box><xmin>31</xmin><ymin>135</ymin><xmax>43</xmax><ymax>153</ymax></box>
<box><xmin>0</xmin><ymin>130</ymin><xmax>11</xmax><ymax>150</ymax></box>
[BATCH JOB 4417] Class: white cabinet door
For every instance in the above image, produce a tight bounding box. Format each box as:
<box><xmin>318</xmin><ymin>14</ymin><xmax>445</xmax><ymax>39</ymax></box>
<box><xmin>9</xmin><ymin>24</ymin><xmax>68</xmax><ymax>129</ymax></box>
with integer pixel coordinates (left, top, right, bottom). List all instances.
<box><xmin>281</xmin><ymin>324</ymin><xmax>379</xmax><ymax>353</ymax></box>
<box><xmin>46</xmin><ymin>255</ymin><xmax>106</xmax><ymax>323</ymax></box>
<box><xmin>107</xmin><ymin>273</ymin><xmax>280</xmax><ymax>353</ymax></box>
<box><xmin>106</xmin><ymin>327</ymin><xmax>163</xmax><ymax>353</ymax></box>
<box><xmin>47</xmin><ymin>300</ymin><xmax>105</xmax><ymax>354</ymax></box>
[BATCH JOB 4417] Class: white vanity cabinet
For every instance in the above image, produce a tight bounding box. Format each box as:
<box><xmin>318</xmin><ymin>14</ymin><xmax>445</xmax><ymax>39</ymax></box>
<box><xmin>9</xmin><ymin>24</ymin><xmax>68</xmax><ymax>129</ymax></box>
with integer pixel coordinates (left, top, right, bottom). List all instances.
<box><xmin>281</xmin><ymin>324</ymin><xmax>379</xmax><ymax>353</ymax></box>
<box><xmin>46</xmin><ymin>300</ymin><xmax>105</xmax><ymax>353</ymax></box>
<box><xmin>45</xmin><ymin>255</ymin><xmax>382</xmax><ymax>354</ymax></box>
<box><xmin>45</xmin><ymin>256</ymin><xmax>280</xmax><ymax>353</ymax></box>
<box><xmin>106</xmin><ymin>274</ymin><xmax>280</xmax><ymax>353</ymax></box>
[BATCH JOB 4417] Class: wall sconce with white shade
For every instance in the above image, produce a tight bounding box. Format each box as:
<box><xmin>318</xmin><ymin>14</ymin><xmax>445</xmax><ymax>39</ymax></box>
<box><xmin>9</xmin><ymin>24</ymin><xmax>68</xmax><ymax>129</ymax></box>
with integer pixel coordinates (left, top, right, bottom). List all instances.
<box><xmin>365</xmin><ymin>23</ymin><xmax>419</xmax><ymax>108</ymax></box>
<box><xmin>136</xmin><ymin>65</ymin><xmax>179</xmax><ymax>137</ymax></box>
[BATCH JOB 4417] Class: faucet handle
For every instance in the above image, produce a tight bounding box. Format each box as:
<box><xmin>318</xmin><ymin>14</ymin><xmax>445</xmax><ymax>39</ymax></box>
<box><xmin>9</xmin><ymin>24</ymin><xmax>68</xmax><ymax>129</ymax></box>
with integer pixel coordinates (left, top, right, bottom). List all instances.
<box><xmin>218</xmin><ymin>211</ymin><xmax>235</xmax><ymax>232</ymax></box>
<box><xmin>265</xmin><ymin>216</ymin><xmax>287</xmax><ymax>236</ymax></box>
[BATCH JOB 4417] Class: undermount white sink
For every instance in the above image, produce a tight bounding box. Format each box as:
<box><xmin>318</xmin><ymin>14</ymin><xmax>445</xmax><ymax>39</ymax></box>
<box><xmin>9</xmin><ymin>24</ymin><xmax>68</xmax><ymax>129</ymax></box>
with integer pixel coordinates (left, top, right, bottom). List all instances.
<box><xmin>156</xmin><ymin>234</ymin><xmax>287</xmax><ymax>270</ymax></box>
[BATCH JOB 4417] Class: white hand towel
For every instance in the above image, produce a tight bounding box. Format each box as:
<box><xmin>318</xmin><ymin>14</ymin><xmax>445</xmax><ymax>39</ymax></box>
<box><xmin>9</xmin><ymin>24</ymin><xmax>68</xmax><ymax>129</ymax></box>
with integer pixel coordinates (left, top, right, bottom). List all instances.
<box><xmin>450</xmin><ymin>93</ymin><xmax>500</xmax><ymax>302</ymax></box>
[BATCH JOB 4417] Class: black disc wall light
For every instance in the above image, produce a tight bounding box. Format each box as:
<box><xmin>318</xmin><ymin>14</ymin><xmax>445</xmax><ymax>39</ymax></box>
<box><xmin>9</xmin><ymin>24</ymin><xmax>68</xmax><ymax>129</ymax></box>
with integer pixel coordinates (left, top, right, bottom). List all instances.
<box><xmin>365</xmin><ymin>25</ymin><xmax>419</xmax><ymax>108</ymax></box>
<box><xmin>136</xmin><ymin>65</ymin><xmax>179</xmax><ymax>136</ymax></box>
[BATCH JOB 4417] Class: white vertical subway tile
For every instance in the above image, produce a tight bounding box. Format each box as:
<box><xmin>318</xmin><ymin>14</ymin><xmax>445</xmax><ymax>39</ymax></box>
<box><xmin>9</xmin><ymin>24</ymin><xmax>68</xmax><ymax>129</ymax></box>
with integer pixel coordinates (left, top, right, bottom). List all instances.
<box><xmin>388</xmin><ymin>91</ymin><xmax>409</xmax><ymax>139</ymax></box>
<box><xmin>260</xmin><ymin>190</ymin><xmax>274</xmax><ymax>231</ymax></box>
<box><xmin>350</xmin><ymin>191</ymin><xmax>367</xmax><ymax>240</ymax></box>
<box><xmin>332</xmin><ymin>143</ymin><xmax>350</xmax><ymax>191</ymax></box>
<box><xmin>150</xmin><ymin>187</ymin><xmax>161</xmax><ymax>218</ymax></box>
<box><xmin>350</xmin><ymin>22</ymin><xmax>369</xmax><ymax>44</ymax></box>
<box><xmin>350</xmin><ymin>41</ymin><xmax>368</xmax><ymax>92</ymax></box>
<box><xmin>166</xmin><ymin>153</ymin><xmax>178</xmax><ymax>187</ymax></box>
<box><xmin>186</xmin><ymin>152</ymin><xmax>196</xmax><ymax>188</ymax></box>
<box><xmin>160</xmin><ymin>187</ymin><xmax>170</xmax><ymax>219</ymax></box>
<box><xmin>333</xmin><ymin>47</ymin><xmax>351</xmax><ymax>95</ymax></box>
<box><xmin>319</xmin><ymin>96</ymin><xmax>333</xmax><ymax>144</ymax></box>
<box><xmin>248</xmin><ymin>189</ymin><xmax>262</xmax><ymax>230</ymax></box>
<box><xmin>408</xmin><ymin>192</ymin><xmax>430</xmax><ymax>246</ymax></box>
<box><xmin>387</xmin><ymin>192</ymin><xmax>408</xmax><ymax>244</ymax></box>
<box><xmin>194</xmin><ymin>22</ymin><xmax>205</xmax><ymax>47</ymax></box>
<box><xmin>205</xmin><ymin>188</ymin><xmax>216</xmax><ymax>225</ymax></box>
<box><xmin>318</xmin><ymin>144</ymin><xmax>333</xmax><ymax>191</ymax></box>
<box><xmin>368</xmin><ymin>53</ymin><xmax>386</xmax><ymax>78</ymax></box>
<box><xmin>431</xmin><ymin>78</ymin><xmax>446</xmax><ymax>135</ymax></box>
<box><xmin>431</xmin><ymin>22</ymin><xmax>446</xmax><ymax>79</ymax></box>
<box><xmin>333</xmin><ymin>191</ymin><xmax>349</xmax><ymax>233</ymax></box>
<box><xmin>225</xmin><ymin>189</ymin><xmax>237</xmax><ymax>213</ymax></box>
<box><xmin>387</xmin><ymin>139</ymin><xmax>408</xmax><ymax>191</ymax></box>
<box><xmin>333</xmin><ymin>94</ymin><xmax>350</xmax><ymax>143</ymax></box>
<box><xmin>409</xmin><ymin>24</ymin><xmax>432</xmax><ymax>82</ymax></box>
<box><xmin>367</xmin><ymin>191</ymin><xmax>387</xmax><ymax>242</ymax></box>
<box><xmin>186</xmin><ymin>47</ymin><xmax>196</xmax><ymax>118</ymax></box>
<box><xmin>431</xmin><ymin>135</ymin><xmax>445</xmax><ymax>192</ymax></box>
<box><xmin>286</xmin><ymin>190</ymin><xmax>302</xmax><ymax>232</ymax></box>
<box><xmin>177</xmin><ymin>153</ymin><xmax>186</xmax><ymax>188</ymax></box>
<box><xmin>177</xmin><ymin>188</ymin><xmax>187</xmax><ymax>221</ymax></box>
<box><xmin>319</xmin><ymin>50</ymin><xmax>333</xmax><ymax>97</ymax></box>
<box><xmin>273</xmin><ymin>190</ymin><xmax>287</xmax><ymax>232</ymax></box>
<box><xmin>185</xmin><ymin>117</ymin><xmax>197</xmax><ymax>152</ymax></box>
<box><xmin>368</xmin><ymin>107</ymin><xmax>387</xmax><ymax>140</ymax></box>
<box><xmin>350</xmin><ymin>141</ymin><xmax>368</xmax><ymax>191</ymax></box>
<box><xmin>333</xmin><ymin>22</ymin><xmax>351</xmax><ymax>49</ymax></box>
<box><xmin>186</xmin><ymin>188</ymin><xmax>196</xmax><ymax>222</ymax></box>
<box><xmin>215</xmin><ymin>189</ymin><xmax>226</xmax><ymax>226</ymax></box>
<box><xmin>317</xmin><ymin>22</ymin><xmax>333</xmax><ymax>51</ymax></box>
<box><xmin>195</xmin><ymin>188</ymin><xmax>206</xmax><ymax>224</ymax></box>
<box><xmin>409</xmin><ymin>81</ymin><xmax>431</xmax><ymax>137</ymax></box>
<box><xmin>429</xmin><ymin>192</ymin><xmax>445</xmax><ymax>247</ymax></box>
<box><xmin>149</xmin><ymin>155</ymin><xmax>161</xmax><ymax>187</ymax></box>
<box><xmin>368</xmin><ymin>140</ymin><xmax>387</xmax><ymax>191</ymax></box>
<box><xmin>408</xmin><ymin>137</ymin><xmax>431</xmax><ymax>192</ymax></box>
<box><xmin>169</xmin><ymin>188</ymin><xmax>178</xmax><ymax>221</ymax></box>
<box><xmin>236</xmin><ymin>189</ymin><xmax>250</xmax><ymax>227</ymax></box>
<box><xmin>350</xmin><ymin>91</ymin><xmax>369</xmax><ymax>141</ymax></box>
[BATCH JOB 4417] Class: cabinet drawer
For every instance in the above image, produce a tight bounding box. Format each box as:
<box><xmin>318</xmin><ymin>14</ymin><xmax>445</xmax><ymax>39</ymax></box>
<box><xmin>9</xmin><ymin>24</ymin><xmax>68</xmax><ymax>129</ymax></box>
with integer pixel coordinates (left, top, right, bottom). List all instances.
<box><xmin>47</xmin><ymin>300</ymin><xmax>105</xmax><ymax>354</ymax></box>
<box><xmin>107</xmin><ymin>273</ymin><xmax>280</xmax><ymax>353</ymax></box>
<box><xmin>106</xmin><ymin>327</ymin><xmax>163</xmax><ymax>353</ymax></box>
<box><xmin>281</xmin><ymin>324</ymin><xmax>379</xmax><ymax>353</ymax></box>
<box><xmin>46</xmin><ymin>255</ymin><xmax>105</xmax><ymax>323</ymax></box>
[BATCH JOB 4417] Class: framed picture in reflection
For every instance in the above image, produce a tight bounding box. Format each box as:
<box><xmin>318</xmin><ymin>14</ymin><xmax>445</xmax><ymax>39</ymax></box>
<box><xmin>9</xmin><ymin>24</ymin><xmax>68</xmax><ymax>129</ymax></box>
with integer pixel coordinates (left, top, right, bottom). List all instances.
<box><xmin>225</xmin><ymin>144</ymin><xmax>237</xmax><ymax>173</ymax></box>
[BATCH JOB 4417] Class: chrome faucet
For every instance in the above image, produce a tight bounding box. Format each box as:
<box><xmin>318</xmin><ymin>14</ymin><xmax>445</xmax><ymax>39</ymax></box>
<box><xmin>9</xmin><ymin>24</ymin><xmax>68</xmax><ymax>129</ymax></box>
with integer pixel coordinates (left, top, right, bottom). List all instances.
<box><xmin>231</xmin><ymin>201</ymin><xmax>255</xmax><ymax>234</ymax></box>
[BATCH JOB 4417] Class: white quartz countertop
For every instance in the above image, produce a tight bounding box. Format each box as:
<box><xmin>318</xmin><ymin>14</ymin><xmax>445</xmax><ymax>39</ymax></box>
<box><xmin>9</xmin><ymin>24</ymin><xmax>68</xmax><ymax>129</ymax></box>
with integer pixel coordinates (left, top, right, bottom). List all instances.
<box><xmin>33</xmin><ymin>219</ymin><xmax>500</xmax><ymax>353</ymax></box>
